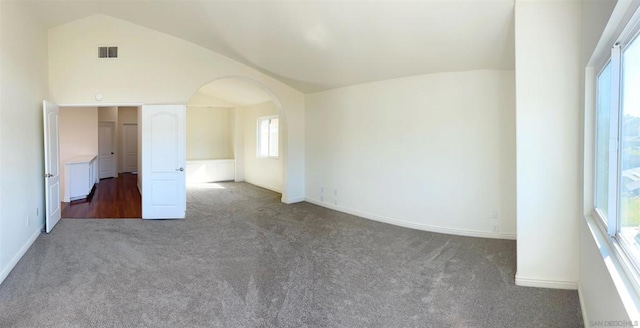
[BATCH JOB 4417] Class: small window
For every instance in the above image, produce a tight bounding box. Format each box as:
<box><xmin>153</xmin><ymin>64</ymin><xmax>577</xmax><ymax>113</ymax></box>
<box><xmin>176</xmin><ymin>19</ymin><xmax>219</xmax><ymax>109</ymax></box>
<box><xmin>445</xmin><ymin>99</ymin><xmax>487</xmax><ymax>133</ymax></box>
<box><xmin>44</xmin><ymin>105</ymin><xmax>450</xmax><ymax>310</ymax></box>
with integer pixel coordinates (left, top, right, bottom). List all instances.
<box><xmin>98</xmin><ymin>46</ymin><xmax>118</xmax><ymax>58</ymax></box>
<box><xmin>257</xmin><ymin>116</ymin><xmax>279</xmax><ymax>158</ymax></box>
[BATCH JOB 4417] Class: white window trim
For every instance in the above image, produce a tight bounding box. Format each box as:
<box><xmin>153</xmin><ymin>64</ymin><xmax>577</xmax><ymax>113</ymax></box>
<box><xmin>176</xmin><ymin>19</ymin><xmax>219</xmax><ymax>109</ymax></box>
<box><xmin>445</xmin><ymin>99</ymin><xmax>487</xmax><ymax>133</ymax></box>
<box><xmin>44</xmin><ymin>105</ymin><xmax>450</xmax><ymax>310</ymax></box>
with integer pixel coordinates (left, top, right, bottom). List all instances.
<box><xmin>608</xmin><ymin>43</ymin><xmax>621</xmax><ymax>237</ymax></box>
<box><xmin>590</xmin><ymin>0</ymin><xmax>640</xmax><ymax>316</ymax></box>
<box><xmin>257</xmin><ymin>115</ymin><xmax>279</xmax><ymax>159</ymax></box>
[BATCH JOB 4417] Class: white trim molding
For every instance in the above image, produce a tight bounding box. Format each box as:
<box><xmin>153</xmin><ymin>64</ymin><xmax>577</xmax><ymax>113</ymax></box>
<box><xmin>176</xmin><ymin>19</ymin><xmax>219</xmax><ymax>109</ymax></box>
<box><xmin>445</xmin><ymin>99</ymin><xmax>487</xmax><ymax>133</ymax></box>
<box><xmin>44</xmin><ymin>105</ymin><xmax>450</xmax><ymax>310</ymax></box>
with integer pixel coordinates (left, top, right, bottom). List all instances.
<box><xmin>578</xmin><ymin>285</ymin><xmax>590</xmax><ymax>328</ymax></box>
<box><xmin>58</xmin><ymin>102</ymin><xmax>144</xmax><ymax>107</ymax></box>
<box><xmin>283</xmin><ymin>196</ymin><xmax>305</xmax><ymax>204</ymax></box>
<box><xmin>515</xmin><ymin>273</ymin><xmax>578</xmax><ymax>290</ymax></box>
<box><xmin>0</xmin><ymin>225</ymin><xmax>43</xmax><ymax>285</ymax></box>
<box><xmin>305</xmin><ymin>197</ymin><xmax>517</xmax><ymax>240</ymax></box>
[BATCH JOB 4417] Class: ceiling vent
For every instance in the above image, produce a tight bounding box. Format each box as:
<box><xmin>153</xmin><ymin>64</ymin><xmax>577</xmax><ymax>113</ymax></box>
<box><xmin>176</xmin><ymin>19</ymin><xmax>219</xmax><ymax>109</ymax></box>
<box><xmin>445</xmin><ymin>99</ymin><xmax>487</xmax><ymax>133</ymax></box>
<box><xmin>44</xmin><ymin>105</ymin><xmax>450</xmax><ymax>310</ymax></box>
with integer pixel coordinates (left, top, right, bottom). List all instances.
<box><xmin>98</xmin><ymin>46</ymin><xmax>118</xmax><ymax>59</ymax></box>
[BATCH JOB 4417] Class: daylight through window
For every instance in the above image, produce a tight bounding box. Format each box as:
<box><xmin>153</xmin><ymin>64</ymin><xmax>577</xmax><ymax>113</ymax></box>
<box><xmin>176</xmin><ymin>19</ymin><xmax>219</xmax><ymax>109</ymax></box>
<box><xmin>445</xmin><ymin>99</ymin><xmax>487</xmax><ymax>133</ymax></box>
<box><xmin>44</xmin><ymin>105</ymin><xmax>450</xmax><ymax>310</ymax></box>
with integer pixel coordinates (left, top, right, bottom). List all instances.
<box><xmin>257</xmin><ymin>116</ymin><xmax>278</xmax><ymax>158</ymax></box>
<box><xmin>594</xmin><ymin>24</ymin><xmax>640</xmax><ymax>266</ymax></box>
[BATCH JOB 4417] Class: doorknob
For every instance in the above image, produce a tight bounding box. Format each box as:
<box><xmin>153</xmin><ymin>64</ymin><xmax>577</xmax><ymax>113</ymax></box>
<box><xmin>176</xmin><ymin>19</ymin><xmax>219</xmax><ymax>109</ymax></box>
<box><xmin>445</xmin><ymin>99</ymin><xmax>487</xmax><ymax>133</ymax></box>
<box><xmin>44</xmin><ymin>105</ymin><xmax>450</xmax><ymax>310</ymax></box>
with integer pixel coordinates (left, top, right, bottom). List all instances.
<box><xmin>44</xmin><ymin>173</ymin><xmax>53</xmax><ymax>178</ymax></box>
<box><xmin>111</xmin><ymin>152</ymin><xmax>114</xmax><ymax>155</ymax></box>
<box><xmin>176</xmin><ymin>167</ymin><xmax>184</xmax><ymax>172</ymax></box>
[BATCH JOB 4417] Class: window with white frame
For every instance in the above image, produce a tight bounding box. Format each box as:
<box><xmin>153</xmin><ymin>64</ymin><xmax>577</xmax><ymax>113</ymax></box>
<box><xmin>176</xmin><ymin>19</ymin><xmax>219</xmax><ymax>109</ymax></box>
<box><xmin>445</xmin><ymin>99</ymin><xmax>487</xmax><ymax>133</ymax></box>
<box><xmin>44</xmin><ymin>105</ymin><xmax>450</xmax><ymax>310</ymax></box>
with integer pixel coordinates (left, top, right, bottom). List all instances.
<box><xmin>594</xmin><ymin>16</ymin><xmax>640</xmax><ymax>266</ymax></box>
<box><xmin>257</xmin><ymin>116</ymin><xmax>279</xmax><ymax>158</ymax></box>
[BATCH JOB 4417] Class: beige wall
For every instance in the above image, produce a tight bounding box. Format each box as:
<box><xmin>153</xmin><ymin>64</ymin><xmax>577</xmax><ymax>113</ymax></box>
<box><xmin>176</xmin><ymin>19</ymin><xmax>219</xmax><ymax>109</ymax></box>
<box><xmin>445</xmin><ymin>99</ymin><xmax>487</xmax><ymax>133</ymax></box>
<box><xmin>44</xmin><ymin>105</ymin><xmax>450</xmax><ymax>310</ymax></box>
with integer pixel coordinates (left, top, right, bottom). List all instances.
<box><xmin>186</xmin><ymin>107</ymin><xmax>234</xmax><ymax>160</ymax></box>
<box><xmin>241</xmin><ymin>102</ymin><xmax>283</xmax><ymax>192</ymax></box>
<box><xmin>0</xmin><ymin>1</ymin><xmax>50</xmax><ymax>283</ymax></box>
<box><xmin>98</xmin><ymin>106</ymin><xmax>117</xmax><ymax>121</ymax></box>
<box><xmin>188</xmin><ymin>92</ymin><xmax>236</xmax><ymax>108</ymax></box>
<box><xmin>59</xmin><ymin>107</ymin><xmax>99</xmax><ymax>199</ymax></box>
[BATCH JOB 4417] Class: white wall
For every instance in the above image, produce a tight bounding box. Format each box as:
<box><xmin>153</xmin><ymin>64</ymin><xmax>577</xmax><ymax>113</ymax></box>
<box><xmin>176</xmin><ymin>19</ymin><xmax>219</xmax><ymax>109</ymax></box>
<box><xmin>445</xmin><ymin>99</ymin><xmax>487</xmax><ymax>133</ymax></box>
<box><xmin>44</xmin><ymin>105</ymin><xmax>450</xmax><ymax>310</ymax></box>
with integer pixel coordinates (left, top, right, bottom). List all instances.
<box><xmin>305</xmin><ymin>70</ymin><xmax>516</xmax><ymax>239</ymax></box>
<box><xmin>241</xmin><ymin>102</ymin><xmax>283</xmax><ymax>192</ymax></box>
<box><xmin>117</xmin><ymin>106</ymin><xmax>138</xmax><ymax>173</ymax></box>
<box><xmin>188</xmin><ymin>92</ymin><xmax>237</xmax><ymax>108</ymax></box>
<box><xmin>48</xmin><ymin>14</ymin><xmax>305</xmax><ymax>203</ymax></box>
<box><xmin>186</xmin><ymin>107</ymin><xmax>234</xmax><ymax>160</ymax></box>
<box><xmin>514</xmin><ymin>0</ymin><xmax>582</xmax><ymax>289</ymax></box>
<box><xmin>0</xmin><ymin>2</ymin><xmax>49</xmax><ymax>284</ymax></box>
<box><xmin>58</xmin><ymin>107</ymin><xmax>99</xmax><ymax>199</ymax></box>
<box><xmin>234</xmin><ymin>108</ymin><xmax>245</xmax><ymax>182</ymax></box>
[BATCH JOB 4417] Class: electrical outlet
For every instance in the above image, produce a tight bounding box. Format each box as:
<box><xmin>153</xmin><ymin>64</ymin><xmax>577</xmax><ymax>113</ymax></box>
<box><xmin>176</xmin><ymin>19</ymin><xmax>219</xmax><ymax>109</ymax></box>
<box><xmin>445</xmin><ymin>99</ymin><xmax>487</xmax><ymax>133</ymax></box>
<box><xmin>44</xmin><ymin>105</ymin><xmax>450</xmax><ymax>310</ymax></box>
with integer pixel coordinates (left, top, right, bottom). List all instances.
<box><xmin>490</xmin><ymin>210</ymin><xmax>499</xmax><ymax>219</ymax></box>
<box><xmin>334</xmin><ymin>190</ymin><xmax>338</xmax><ymax>205</ymax></box>
<box><xmin>36</xmin><ymin>207</ymin><xmax>39</xmax><ymax>216</ymax></box>
<box><xmin>491</xmin><ymin>217</ymin><xmax>499</xmax><ymax>233</ymax></box>
<box><xmin>26</xmin><ymin>215</ymin><xmax>30</xmax><ymax>227</ymax></box>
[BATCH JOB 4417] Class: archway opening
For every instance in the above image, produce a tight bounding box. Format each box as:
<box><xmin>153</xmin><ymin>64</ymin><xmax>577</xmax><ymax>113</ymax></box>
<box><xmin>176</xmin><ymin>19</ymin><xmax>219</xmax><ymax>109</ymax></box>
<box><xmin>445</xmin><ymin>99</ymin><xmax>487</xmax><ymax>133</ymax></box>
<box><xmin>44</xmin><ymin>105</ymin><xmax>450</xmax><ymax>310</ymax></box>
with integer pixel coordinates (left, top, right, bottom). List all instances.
<box><xmin>185</xmin><ymin>77</ymin><xmax>287</xmax><ymax>198</ymax></box>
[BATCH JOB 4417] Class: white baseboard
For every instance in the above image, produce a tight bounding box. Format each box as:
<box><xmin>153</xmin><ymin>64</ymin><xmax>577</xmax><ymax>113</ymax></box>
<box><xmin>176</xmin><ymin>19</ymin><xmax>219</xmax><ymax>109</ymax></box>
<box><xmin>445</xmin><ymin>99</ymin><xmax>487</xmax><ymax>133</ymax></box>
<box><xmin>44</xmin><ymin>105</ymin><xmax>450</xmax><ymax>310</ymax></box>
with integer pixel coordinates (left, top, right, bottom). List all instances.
<box><xmin>0</xmin><ymin>225</ymin><xmax>43</xmax><ymax>285</ymax></box>
<box><xmin>515</xmin><ymin>274</ymin><xmax>578</xmax><ymax>290</ymax></box>
<box><xmin>283</xmin><ymin>196</ymin><xmax>305</xmax><ymax>204</ymax></box>
<box><xmin>304</xmin><ymin>197</ymin><xmax>517</xmax><ymax>240</ymax></box>
<box><xmin>578</xmin><ymin>284</ymin><xmax>589</xmax><ymax>327</ymax></box>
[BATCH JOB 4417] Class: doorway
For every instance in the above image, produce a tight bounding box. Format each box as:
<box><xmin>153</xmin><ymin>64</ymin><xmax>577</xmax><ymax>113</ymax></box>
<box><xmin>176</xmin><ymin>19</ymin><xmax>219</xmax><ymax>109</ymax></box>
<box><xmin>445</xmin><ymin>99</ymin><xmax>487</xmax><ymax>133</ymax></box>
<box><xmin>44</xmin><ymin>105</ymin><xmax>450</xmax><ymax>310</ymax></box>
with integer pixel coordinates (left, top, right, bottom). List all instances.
<box><xmin>57</xmin><ymin>106</ymin><xmax>142</xmax><ymax>219</ymax></box>
<box><xmin>185</xmin><ymin>78</ymin><xmax>285</xmax><ymax>194</ymax></box>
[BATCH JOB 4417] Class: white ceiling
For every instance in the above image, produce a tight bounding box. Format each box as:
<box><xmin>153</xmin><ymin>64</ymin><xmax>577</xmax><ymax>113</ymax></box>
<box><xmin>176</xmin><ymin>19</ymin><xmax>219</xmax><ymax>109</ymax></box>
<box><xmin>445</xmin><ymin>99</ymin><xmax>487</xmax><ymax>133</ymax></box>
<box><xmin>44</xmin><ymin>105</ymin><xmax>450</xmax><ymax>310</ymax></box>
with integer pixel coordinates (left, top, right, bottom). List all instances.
<box><xmin>27</xmin><ymin>0</ymin><xmax>515</xmax><ymax>93</ymax></box>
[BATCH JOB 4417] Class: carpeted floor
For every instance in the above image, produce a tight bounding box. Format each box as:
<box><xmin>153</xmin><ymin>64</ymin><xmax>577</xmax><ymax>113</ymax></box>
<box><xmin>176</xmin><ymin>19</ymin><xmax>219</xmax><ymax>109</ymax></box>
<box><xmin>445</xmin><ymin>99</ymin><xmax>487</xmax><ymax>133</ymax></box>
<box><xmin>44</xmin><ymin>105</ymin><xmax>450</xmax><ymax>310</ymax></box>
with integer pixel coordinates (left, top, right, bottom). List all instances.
<box><xmin>0</xmin><ymin>182</ymin><xmax>582</xmax><ymax>327</ymax></box>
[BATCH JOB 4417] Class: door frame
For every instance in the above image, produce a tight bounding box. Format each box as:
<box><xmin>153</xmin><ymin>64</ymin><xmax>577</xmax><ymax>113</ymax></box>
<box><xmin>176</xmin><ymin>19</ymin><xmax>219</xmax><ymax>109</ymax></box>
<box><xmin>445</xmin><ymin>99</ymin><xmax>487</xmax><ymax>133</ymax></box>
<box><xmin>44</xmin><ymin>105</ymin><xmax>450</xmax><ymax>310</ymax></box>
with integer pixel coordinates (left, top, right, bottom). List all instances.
<box><xmin>55</xmin><ymin>103</ymin><xmax>143</xmax><ymax>219</ymax></box>
<box><xmin>98</xmin><ymin>121</ymin><xmax>117</xmax><ymax>179</ymax></box>
<box><xmin>54</xmin><ymin>103</ymin><xmax>189</xmax><ymax>220</ymax></box>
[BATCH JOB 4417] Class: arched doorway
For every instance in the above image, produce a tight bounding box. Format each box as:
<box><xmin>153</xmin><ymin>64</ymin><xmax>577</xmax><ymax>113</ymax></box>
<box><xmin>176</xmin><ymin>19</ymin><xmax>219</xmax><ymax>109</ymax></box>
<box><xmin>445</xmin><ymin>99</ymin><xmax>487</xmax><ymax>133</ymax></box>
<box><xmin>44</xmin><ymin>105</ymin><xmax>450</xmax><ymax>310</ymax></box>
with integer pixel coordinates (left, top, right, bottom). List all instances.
<box><xmin>185</xmin><ymin>77</ymin><xmax>287</xmax><ymax>200</ymax></box>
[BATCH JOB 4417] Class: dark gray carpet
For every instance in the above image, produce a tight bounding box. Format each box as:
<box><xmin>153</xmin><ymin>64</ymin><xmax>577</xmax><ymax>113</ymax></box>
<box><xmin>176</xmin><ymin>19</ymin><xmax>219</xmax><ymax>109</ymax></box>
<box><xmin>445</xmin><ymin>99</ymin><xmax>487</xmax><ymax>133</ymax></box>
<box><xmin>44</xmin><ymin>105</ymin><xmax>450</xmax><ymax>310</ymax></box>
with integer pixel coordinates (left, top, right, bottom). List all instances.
<box><xmin>0</xmin><ymin>182</ymin><xmax>582</xmax><ymax>327</ymax></box>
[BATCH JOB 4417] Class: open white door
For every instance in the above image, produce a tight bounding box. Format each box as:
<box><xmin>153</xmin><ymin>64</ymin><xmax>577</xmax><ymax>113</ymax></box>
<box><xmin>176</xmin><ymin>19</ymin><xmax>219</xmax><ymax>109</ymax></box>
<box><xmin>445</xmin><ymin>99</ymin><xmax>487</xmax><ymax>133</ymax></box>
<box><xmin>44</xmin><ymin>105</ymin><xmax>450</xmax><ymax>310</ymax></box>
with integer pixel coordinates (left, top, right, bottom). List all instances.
<box><xmin>43</xmin><ymin>101</ymin><xmax>62</xmax><ymax>233</ymax></box>
<box><xmin>141</xmin><ymin>105</ymin><xmax>186</xmax><ymax>219</ymax></box>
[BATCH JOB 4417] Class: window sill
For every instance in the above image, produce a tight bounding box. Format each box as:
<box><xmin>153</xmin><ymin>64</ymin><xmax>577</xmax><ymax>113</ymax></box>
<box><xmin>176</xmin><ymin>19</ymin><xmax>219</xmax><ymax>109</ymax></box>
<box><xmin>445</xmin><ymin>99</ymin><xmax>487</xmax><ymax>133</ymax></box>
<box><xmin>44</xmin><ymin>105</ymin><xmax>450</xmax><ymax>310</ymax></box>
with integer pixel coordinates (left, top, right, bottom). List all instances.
<box><xmin>585</xmin><ymin>214</ymin><xmax>640</xmax><ymax>320</ymax></box>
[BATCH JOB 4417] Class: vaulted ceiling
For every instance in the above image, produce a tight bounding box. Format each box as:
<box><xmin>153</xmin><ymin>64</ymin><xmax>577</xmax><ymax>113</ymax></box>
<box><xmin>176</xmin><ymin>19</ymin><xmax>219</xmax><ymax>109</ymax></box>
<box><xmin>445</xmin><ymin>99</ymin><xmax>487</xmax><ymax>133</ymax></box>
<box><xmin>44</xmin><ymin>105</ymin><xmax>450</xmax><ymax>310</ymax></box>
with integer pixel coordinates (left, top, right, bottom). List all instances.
<box><xmin>27</xmin><ymin>0</ymin><xmax>515</xmax><ymax>93</ymax></box>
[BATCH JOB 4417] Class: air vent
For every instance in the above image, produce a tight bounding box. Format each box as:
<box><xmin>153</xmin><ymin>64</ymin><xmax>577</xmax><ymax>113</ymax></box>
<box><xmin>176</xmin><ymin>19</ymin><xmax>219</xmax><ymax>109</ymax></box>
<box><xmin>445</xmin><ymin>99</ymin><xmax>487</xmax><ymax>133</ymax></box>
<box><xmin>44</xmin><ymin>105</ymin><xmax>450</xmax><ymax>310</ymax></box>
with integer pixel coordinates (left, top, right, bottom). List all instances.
<box><xmin>98</xmin><ymin>46</ymin><xmax>118</xmax><ymax>58</ymax></box>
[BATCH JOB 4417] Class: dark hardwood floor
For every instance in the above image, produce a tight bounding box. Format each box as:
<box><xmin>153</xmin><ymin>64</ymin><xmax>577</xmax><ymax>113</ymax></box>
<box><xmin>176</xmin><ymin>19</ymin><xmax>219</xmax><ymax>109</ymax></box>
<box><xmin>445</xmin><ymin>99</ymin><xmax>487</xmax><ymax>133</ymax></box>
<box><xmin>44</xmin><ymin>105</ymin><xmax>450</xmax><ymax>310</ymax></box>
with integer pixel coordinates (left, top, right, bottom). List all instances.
<box><xmin>61</xmin><ymin>173</ymin><xmax>141</xmax><ymax>219</ymax></box>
